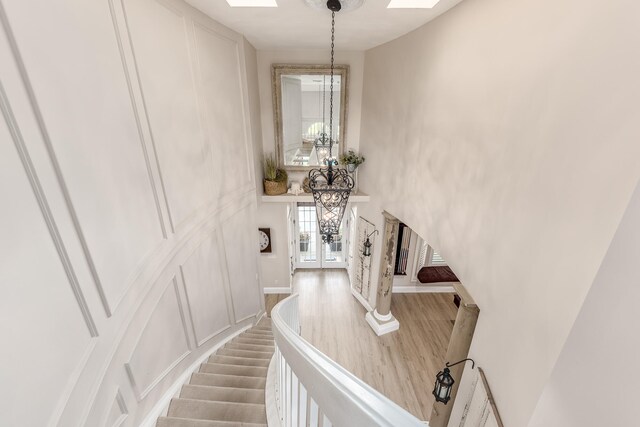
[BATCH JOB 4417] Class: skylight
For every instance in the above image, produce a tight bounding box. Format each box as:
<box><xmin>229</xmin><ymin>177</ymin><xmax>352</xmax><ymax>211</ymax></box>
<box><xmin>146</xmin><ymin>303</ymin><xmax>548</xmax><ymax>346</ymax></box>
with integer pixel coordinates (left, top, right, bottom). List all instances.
<box><xmin>226</xmin><ymin>0</ymin><xmax>277</xmax><ymax>7</ymax></box>
<box><xmin>387</xmin><ymin>0</ymin><xmax>441</xmax><ymax>8</ymax></box>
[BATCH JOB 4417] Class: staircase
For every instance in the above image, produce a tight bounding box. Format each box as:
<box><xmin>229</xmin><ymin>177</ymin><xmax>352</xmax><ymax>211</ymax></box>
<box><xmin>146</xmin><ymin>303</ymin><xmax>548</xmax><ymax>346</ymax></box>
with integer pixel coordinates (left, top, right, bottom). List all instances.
<box><xmin>156</xmin><ymin>321</ymin><xmax>274</xmax><ymax>427</ymax></box>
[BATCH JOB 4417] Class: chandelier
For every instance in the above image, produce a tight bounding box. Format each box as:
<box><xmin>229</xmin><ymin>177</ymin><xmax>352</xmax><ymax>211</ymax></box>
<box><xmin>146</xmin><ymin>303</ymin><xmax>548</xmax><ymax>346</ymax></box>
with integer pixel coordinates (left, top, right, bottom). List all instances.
<box><xmin>308</xmin><ymin>0</ymin><xmax>354</xmax><ymax>244</ymax></box>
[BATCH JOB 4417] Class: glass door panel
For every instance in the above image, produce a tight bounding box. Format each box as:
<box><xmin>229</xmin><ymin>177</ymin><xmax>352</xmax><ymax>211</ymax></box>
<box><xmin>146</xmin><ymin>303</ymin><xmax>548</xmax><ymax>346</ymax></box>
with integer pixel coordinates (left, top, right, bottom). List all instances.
<box><xmin>294</xmin><ymin>203</ymin><xmax>349</xmax><ymax>269</ymax></box>
<box><xmin>322</xmin><ymin>218</ymin><xmax>347</xmax><ymax>267</ymax></box>
<box><xmin>296</xmin><ymin>204</ymin><xmax>320</xmax><ymax>267</ymax></box>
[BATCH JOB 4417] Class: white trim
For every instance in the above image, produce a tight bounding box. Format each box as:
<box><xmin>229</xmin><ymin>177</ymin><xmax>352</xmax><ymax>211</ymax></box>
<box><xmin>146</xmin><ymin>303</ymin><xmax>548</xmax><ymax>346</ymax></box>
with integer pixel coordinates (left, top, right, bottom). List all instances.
<box><xmin>393</xmin><ymin>283</ymin><xmax>457</xmax><ymax>293</ymax></box>
<box><xmin>366</xmin><ymin>311</ymin><xmax>400</xmax><ymax>336</ymax></box>
<box><xmin>265</xmin><ymin>354</ymin><xmax>281</xmax><ymax>427</ymax></box>
<box><xmin>264</xmin><ymin>287</ymin><xmax>293</xmax><ymax>294</ymax></box>
<box><xmin>373</xmin><ymin>309</ymin><xmax>393</xmax><ymax>322</ymax></box>
<box><xmin>351</xmin><ymin>286</ymin><xmax>373</xmax><ymax>312</ymax></box>
<box><xmin>138</xmin><ymin>323</ymin><xmax>254</xmax><ymax>427</ymax></box>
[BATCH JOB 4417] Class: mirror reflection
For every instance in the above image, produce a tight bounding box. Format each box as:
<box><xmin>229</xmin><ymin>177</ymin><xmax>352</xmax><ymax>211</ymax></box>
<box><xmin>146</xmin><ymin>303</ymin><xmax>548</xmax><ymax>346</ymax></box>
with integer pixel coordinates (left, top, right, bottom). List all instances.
<box><xmin>273</xmin><ymin>65</ymin><xmax>348</xmax><ymax>170</ymax></box>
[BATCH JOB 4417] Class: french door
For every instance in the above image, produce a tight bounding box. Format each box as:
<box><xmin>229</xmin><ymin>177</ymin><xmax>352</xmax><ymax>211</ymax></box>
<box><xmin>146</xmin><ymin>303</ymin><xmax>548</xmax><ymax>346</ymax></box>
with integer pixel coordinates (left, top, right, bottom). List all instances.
<box><xmin>294</xmin><ymin>203</ymin><xmax>349</xmax><ymax>269</ymax></box>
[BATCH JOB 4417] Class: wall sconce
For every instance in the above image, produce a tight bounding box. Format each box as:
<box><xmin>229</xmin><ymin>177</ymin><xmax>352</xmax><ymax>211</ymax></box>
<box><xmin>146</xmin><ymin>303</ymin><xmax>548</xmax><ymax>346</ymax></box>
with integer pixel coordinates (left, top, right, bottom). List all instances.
<box><xmin>362</xmin><ymin>229</ymin><xmax>379</xmax><ymax>257</ymax></box>
<box><xmin>432</xmin><ymin>358</ymin><xmax>475</xmax><ymax>404</ymax></box>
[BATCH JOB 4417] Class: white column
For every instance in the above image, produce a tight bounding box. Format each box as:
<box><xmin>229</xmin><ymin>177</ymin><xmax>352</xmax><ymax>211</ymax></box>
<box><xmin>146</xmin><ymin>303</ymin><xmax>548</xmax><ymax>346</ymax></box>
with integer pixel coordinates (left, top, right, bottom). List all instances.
<box><xmin>365</xmin><ymin>211</ymin><xmax>400</xmax><ymax>336</ymax></box>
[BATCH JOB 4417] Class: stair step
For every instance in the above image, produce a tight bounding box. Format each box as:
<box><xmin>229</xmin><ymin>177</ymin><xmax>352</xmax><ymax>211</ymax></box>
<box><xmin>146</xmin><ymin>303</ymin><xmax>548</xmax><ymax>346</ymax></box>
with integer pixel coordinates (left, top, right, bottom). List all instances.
<box><xmin>241</xmin><ymin>332</ymin><xmax>274</xmax><ymax>341</ymax></box>
<box><xmin>157</xmin><ymin>417</ymin><xmax>266</xmax><ymax>427</ymax></box>
<box><xmin>233</xmin><ymin>337</ymin><xmax>274</xmax><ymax>347</ymax></box>
<box><xmin>247</xmin><ymin>328</ymin><xmax>272</xmax><ymax>335</ymax></box>
<box><xmin>216</xmin><ymin>348</ymin><xmax>273</xmax><ymax>360</ymax></box>
<box><xmin>200</xmin><ymin>363</ymin><xmax>268</xmax><ymax>378</ymax></box>
<box><xmin>208</xmin><ymin>355</ymin><xmax>270</xmax><ymax>368</ymax></box>
<box><xmin>190</xmin><ymin>373</ymin><xmax>266</xmax><ymax>390</ymax></box>
<box><xmin>168</xmin><ymin>398</ymin><xmax>266</xmax><ymax>424</ymax></box>
<box><xmin>180</xmin><ymin>385</ymin><xmax>265</xmax><ymax>405</ymax></box>
<box><xmin>225</xmin><ymin>342</ymin><xmax>275</xmax><ymax>353</ymax></box>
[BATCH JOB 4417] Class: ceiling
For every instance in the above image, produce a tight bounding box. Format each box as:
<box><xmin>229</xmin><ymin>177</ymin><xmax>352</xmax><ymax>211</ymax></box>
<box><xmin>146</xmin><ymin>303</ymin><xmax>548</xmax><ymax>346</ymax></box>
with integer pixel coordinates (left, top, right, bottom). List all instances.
<box><xmin>185</xmin><ymin>0</ymin><xmax>465</xmax><ymax>50</ymax></box>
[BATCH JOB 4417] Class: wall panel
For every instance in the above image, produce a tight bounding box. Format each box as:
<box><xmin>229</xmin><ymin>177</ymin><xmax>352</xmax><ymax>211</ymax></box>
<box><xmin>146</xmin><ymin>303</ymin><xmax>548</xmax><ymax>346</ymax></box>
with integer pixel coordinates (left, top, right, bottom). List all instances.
<box><xmin>1</xmin><ymin>0</ymin><xmax>164</xmax><ymax>315</ymax></box>
<box><xmin>222</xmin><ymin>205</ymin><xmax>262</xmax><ymax>323</ymax></box>
<box><xmin>0</xmin><ymin>113</ymin><xmax>93</xmax><ymax>427</ymax></box>
<box><xmin>125</xmin><ymin>277</ymin><xmax>191</xmax><ymax>400</ymax></box>
<box><xmin>0</xmin><ymin>0</ymin><xmax>263</xmax><ymax>425</ymax></box>
<box><xmin>123</xmin><ymin>0</ymin><xmax>213</xmax><ymax>229</ymax></box>
<box><xmin>192</xmin><ymin>21</ymin><xmax>252</xmax><ymax>195</ymax></box>
<box><xmin>180</xmin><ymin>230</ymin><xmax>231</xmax><ymax>346</ymax></box>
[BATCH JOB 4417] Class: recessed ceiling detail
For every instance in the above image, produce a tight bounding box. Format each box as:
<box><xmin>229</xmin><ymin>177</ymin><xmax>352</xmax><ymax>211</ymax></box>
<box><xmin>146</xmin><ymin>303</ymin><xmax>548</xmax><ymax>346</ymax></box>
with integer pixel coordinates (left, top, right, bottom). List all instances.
<box><xmin>226</xmin><ymin>0</ymin><xmax>277</xmax><ymax>7</ymax></box>
<box><xmin>187</xmin><ymin>0</ymin><xmax>465</xmax><ymax>50</ymax></box>
<box><xmin>387</xmin><ymin>0</ymin><xmax>441</xmax><ymax>8</ymax></box>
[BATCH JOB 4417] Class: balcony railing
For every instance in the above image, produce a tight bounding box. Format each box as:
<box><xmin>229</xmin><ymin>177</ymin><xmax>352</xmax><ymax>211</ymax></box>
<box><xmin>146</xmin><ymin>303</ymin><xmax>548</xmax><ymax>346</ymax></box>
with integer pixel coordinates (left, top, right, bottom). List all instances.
<box><xmin>270</xmin><ymin>294</ymin><xmax>426</xmax><ymax>427</ymax></box>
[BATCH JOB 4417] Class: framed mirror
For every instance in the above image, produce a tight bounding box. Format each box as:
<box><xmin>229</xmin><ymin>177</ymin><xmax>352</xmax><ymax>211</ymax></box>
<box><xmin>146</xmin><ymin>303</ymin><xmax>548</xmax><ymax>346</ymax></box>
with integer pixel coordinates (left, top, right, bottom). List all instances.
<box><xmin>272</xmin><ymin>64</ymin><xmax>349</xmax><ymax>171</ymax></box>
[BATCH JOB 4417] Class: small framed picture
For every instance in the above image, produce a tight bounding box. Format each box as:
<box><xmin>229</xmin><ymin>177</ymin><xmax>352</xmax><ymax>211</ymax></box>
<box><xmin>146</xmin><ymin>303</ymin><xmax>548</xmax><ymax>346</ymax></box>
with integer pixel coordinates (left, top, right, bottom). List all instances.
<box><xmin>259</xmin><ymin>228</ymin><xmax>272</xmax><ymax>253</ymax></box>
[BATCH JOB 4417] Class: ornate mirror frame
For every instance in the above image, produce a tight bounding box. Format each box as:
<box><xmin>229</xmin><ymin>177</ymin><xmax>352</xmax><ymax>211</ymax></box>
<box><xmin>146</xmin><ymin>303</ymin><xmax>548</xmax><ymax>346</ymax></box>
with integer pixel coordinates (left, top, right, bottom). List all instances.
<box><xmin>272</xmin><ymin>64</ymin><xmax>350</xmax><ymax>171</ymax></box>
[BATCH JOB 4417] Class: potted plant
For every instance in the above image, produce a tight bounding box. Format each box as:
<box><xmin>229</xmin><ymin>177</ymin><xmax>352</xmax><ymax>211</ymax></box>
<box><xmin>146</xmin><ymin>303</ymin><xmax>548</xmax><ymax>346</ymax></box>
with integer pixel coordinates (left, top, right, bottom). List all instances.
<box><xmin>339</xmin><ymin>150</ymin><xmax>365</xmax><ymax>173</ymax></box>
<box><xmin>299</xmin><ymin>232</ymin><xmax>310</xmax><ymax>252</ymax></box>
<box><xmin>263</xmin><ymin>154</ymin><xmax>288</xmax><ymax>195</ymax></box>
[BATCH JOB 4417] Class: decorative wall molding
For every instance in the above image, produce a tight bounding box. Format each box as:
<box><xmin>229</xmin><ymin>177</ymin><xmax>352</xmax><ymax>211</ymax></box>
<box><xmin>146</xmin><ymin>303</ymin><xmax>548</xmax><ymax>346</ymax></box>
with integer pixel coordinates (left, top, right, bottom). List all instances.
<box><xmin>124</xmin><ymin>277</ymin><xmax>191</xmax><ymax>401</ymax></box>
<box><xmin>0</xmin><ymin>0</ymin><xmax>262</xmax><ymax>426</ymax></box>
<box><xmin>0</xmin><ymin>81</ymin><xmax>98</xmax><ymax>337</ymax></box>
<box><xmin>107</xmin><ymin>0</ymin><xmax>169</xmax><ymax>240</ymax></box>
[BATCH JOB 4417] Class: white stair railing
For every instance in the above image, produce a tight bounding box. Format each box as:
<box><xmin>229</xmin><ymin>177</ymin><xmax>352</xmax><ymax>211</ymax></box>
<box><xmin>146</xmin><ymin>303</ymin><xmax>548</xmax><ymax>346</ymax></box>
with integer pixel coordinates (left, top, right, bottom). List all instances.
<box><xmin>271</xmin><ymin>293</ymin><xmax>426</xmax><ymax>427</ymax></box>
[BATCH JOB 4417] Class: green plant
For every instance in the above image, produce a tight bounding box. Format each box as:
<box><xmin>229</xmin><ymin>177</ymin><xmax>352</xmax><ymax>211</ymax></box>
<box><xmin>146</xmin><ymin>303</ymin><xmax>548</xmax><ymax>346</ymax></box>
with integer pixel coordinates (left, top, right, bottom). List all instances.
<box><xmin>339</xmin><ymin>150</ymin><xmax>365</xmax><ymax>166</ymax></box>
<box><xmin>264</xmin><ymin>154</ymin><xmax>287</xmax><ymax>182</ymax></box>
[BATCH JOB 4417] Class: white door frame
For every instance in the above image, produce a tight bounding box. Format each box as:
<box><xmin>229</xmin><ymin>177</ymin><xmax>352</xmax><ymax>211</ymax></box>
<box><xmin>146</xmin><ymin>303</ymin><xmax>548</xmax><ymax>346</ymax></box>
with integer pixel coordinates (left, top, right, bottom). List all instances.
<box><xmin>292</xmin><ymin>202</ymin><xmax>350</xmax><ymax>270</ymax></box>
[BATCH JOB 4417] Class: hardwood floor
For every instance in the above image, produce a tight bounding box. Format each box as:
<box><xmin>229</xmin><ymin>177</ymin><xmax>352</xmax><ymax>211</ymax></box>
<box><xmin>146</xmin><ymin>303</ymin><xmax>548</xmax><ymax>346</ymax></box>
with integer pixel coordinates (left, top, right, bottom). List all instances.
<box><xmin>267</xmin><ymin>269</ymin><xmax>458</xmax><ymax>421</ymax></box>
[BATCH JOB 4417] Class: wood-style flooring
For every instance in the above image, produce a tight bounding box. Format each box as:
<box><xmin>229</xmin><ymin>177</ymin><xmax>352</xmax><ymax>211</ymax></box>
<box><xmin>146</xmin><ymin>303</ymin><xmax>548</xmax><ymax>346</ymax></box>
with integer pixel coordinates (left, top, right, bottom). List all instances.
<box><xmin>266</xmin><ymin>269</ymin><xmax>458</xmax><ymax>421</ymax></box>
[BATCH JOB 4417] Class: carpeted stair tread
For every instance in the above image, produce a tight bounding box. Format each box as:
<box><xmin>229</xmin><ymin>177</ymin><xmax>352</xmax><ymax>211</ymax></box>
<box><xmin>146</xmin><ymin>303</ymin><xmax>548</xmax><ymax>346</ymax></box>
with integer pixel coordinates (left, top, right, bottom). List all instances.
<box><xmin>232</xmin><ymin>337</ymin><xmax>274</xmax><ymax>347</ymax></box>
<box><xmin>168</xmin><ymin>398</ymin><xmax>267</xmax><ymax>424</ymax></box>
<box><xmin>156</xmin><ymin>324</ymin><xmax>272</xmax><ymax>427</ymax></box>
<box><xmin>216</xmin><ymin>348</ymin><xmax>273</xmax><ymax>360</ymax></box>
<box><xmin>225</xmin><ymin>342</ymin><xmax>275</xmax><ymax>353</ymax></box>
<box><xmin>199</xmin><ymin>363</ymin><xmax>268</xmax><ymax>378</ymax></box>
<box><xmin>207</xmin><ymin>355</ymin><xmax>270</xmax><ymax>367</ymax></box>
<box><xmin>190</xmin><ymin>373</ymin><xmax>267</xmax><ymax>389</ymax></box>
<box><xmin>240</xmin><ymin>332</ymin><xmax>274</xmax><ymax>341</ymax></box>
<box><xmin>180</xmin><ymin>385</ymin><xmax>265</xmax><ymax>404</ymax></box>
<box><xmin>157</xmin><ymin>417</ymin><xmax>266</xmax><ymax>427</ymax></box>
<box><xmin>247</xmin><ymin>328</ymin><xmax>273</xmax><ymax>336</ymax></box>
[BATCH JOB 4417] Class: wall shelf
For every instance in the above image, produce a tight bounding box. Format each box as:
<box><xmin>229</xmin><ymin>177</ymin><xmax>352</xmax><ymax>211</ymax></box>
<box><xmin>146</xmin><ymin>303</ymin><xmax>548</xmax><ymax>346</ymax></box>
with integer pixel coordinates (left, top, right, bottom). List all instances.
<box><xmin>261</xmin><ymin>191</ymin><xmax>370</xmax><ymax>203</ymax></box>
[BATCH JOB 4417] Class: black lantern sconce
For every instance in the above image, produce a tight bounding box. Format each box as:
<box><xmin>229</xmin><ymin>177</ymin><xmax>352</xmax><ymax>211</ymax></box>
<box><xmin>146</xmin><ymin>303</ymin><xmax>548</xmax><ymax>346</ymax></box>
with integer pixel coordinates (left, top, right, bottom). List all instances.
<box><xmin>432</xmin><ymin>358</ymin><xmax>475</xmax><ymax>404</ymax></box>
<box><xmin>362</xmin><ymin>229</ymin><xmax>379</xmax><ymax>257</ymax></box>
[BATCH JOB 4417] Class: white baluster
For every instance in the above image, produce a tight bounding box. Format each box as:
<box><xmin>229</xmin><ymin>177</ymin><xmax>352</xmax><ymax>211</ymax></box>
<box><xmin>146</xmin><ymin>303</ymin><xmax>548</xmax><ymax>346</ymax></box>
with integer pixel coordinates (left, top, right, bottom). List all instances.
<box><xmin>309</xmin><ymin>398</ymin><xmax>319</xmax><ymax>427</ymax></box>
<box><xmin>298</xmin><ymin>383</ymin><xmax>308</xmax><ymax>427</ymax></box>
<box><xmin>291</xmin><ymin>371</ymin><xmax>299</xmax><ymax>426</ymax></box>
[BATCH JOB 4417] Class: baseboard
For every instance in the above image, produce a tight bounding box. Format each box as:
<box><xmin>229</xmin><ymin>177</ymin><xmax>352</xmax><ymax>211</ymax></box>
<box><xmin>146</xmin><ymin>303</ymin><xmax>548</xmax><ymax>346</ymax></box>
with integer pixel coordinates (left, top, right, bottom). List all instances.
<box><xmin>264</xmin><ymin>287</ymin><xmax>293</xmax><ymax>294</ymax></box>
<box><xmin>392</xmin><ymin>283</ymin><xmax>457</xmax><ymax>293</ymax></box>
<box><xmin>138</xmin><ymin>322</ymin><xmax>254</xmax><ymax>427</ymax></box>
<box><xmin>350</xmin><ymin>287</ymin><xmax>373</xmax><ymax>312</ymax></box>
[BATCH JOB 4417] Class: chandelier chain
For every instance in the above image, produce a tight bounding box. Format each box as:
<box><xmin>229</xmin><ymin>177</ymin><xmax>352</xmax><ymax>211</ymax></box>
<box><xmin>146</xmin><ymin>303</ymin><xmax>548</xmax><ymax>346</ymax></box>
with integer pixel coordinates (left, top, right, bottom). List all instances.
<box><xmin>329</xmin><ymin>10</ymin><xmax>335</xmax><ymax>158</ymax></box>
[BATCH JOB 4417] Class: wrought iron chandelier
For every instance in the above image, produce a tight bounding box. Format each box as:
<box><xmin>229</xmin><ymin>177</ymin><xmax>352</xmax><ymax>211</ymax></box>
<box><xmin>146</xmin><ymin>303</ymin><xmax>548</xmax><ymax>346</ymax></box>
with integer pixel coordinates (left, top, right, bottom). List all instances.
<box><xmin>308</xmin><ymin>0</ymin><xmax>354</xmax><ymax>244</ymax></box>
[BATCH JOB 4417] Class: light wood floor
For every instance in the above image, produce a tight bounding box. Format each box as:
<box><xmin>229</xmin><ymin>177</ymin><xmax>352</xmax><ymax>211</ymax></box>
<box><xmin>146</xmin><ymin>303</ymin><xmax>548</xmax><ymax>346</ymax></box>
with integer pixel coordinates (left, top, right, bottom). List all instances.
<box><xmin>266</xmin><ymin>269</ymin><xmax>458</xmax><ymax>421</ymax></box>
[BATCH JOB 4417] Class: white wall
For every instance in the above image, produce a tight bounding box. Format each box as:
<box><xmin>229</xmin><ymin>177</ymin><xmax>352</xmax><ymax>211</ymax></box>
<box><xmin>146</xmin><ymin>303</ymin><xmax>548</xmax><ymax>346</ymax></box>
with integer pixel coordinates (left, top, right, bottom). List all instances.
<box><xmin>527</xmin><ymin>183</ymin><xmax>640</xmax><ymax>426</ymax></box>
<box><xmin>255</xmin><ymin>49</ymin><xmax>364</xmax><ymax>290</ymax></box>
<box><xmin>0</xmin><ymin>0</ymin><xmax>263</xmax><ymax>425</ymax></box>
<box><xmin>357</xmin><ymin>0</ymin><xmax>640</xmax><ymax>425</ymax></box>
